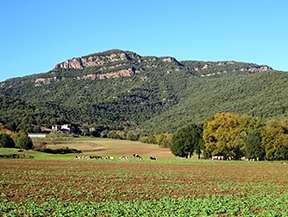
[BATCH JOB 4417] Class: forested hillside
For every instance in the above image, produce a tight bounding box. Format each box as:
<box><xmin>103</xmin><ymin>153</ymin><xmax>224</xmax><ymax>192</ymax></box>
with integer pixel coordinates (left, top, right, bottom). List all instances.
<box><xmin>0</xmin><ymin>49</ymin><xmax>287</xmax><ymax>133</ymax></box>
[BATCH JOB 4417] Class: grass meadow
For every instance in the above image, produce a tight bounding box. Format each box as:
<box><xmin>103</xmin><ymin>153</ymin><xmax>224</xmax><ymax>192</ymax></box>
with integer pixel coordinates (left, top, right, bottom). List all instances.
<box><xmin>1</xmin><ymin>137</ymin><xmax>288</xmax><ymax>216</ymax></box>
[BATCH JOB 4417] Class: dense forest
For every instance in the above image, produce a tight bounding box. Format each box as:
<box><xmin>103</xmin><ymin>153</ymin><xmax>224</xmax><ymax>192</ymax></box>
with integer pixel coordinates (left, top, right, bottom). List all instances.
<box><xmin>0</xmin><ymin>49</ymin><xmax>287</xmax><ymax>134</ymax></box>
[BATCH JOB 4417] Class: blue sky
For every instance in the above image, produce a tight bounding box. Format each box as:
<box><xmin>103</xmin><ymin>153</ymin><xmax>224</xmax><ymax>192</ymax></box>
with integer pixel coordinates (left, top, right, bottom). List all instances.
<box><xmin>1</xmin><ymin>0</ymin><xmax>287</xmax><ymax>82</ymax></box>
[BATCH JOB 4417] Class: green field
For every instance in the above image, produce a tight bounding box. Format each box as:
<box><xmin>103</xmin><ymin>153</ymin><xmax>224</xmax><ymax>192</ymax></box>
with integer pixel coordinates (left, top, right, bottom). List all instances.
<box><xmin>1</xmin><ymin>138</ymin><xmax>288</xmax><ymax>216</ymax></box>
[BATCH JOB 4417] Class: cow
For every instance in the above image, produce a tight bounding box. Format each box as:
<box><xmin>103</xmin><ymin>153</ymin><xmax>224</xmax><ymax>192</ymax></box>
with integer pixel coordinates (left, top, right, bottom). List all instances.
<box><xmin>119</xmin><ymin>156</ymin><xmax>129</xmax><ymax>160</ymax></box>
<box><xmin>212</xmin><ymin>156</ymin><xmax>224</xmax><ymax>160</ymax></box>
<box><xmin>133</xmin><ymin>154</ymin><xmax>142</xmax><ymax>159</ymax></box>
<box><xmin>150</xmin><ymin>157</ymin><xmax>157</xmax><ymax>160</ymax></box>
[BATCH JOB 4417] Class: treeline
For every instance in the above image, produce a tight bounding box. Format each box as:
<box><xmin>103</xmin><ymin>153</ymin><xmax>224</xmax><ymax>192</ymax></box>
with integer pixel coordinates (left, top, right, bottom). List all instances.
<box><xmin>105</xmin><ymin>130</ymin><xmax>172</xmax><ymax>148</ymax></box>
<box><xmin>0</xmin><ymin>123</ymin><xmax>33</xmax><ymax>149</ymax></box>
<box><xmin>170</xmin><ymin>112</ymin><xmax>288</xmax><ymax>161</ymax></box>
<box><xmin>78</xmin><ymin>123</ymin><xmax>172</xmax><ymax>148</ymax></box>
<box><xmin>1</xmin><ymin>111</ymin><xmax>288</xmax><ymax>161</ymax></box>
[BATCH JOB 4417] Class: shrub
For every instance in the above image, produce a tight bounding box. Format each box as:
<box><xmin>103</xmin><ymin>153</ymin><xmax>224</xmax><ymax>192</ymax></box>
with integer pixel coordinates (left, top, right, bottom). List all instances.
<box><xmin>17</xmin><ymin>135</ymin><xmax>33</xmax><ymax>149</ymax></box>
<box><xmin>0</xmin><ymin>133</ymin><xmax>15</xmax><ymax>148</ymax></box>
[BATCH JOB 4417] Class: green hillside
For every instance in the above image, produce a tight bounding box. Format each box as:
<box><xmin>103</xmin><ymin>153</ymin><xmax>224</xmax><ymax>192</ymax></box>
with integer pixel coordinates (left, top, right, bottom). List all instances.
<box><xmin>0</xmin><ymin>49</ymin><xmax>287</xmax><ymax>133</ymax></box>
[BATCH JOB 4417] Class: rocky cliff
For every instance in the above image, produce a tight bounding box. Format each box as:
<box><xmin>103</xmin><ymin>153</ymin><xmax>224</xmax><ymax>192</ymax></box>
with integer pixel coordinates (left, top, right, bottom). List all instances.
<box><xmin>54</xmin><ymin>52</ymin><xmax>132</xmax><ymax>69</ymax></box>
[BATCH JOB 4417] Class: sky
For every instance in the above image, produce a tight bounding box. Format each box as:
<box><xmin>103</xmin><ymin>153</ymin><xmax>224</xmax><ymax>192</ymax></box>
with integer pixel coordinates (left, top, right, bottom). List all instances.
<box><xmin>0</xmin><ymin>0</ymin><xmax>287</xmax><ymax>82</ymax></box>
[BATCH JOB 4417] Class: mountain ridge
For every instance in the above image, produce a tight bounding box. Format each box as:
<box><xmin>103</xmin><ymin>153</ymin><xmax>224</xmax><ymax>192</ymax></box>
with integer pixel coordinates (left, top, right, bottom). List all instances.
<box><xmin>0</xmin><ymin>49</ymin><xmax>285</xmax><ymax>134</ymax></box>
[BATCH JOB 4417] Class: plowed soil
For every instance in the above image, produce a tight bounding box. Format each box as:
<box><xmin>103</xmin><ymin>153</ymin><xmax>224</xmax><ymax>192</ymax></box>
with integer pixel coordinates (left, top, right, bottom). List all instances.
<box><xmin>1</xmin><ymin>160</ymin><xmax>287</xmax><ymax>204</ymax></box>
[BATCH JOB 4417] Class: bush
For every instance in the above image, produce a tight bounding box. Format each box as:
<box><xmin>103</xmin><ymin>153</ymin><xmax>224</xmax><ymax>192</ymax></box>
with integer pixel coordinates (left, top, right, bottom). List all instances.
<box><xmin>17</xmin><ymin>135</ymin><xmax>33</xmax><ymax>149</ymax></box>
<box><xmin>33</xmin><ymin>125</ymin><xmax>42</xmax><ymax>133</ymax></box>
<box><xmin>146</xmin><ymin>134</ymin><xmax>157</xmax><ymax>144</ymax></box>
<box><xmin>0</xmin><ymin>133</ymin><xmax>15</xmax><ymax>148</ymax></box>
<box><xmin>107</xmin><ymin>131</ymin><xmax>120</xmax><ymax>139</ymax></box>
<box><xmin>90</xmin><ymin>131</ymin><xmax>100</xmax><ymax>137</ymax></box>
<box><xmin>126</xmin><ymin>132</ymin><xmax>139</xmax><ymax>141</ymax></box>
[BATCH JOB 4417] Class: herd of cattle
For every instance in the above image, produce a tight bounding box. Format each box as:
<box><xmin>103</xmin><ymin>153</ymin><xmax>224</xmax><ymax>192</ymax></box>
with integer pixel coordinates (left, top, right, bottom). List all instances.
<box><xmin>212</xmin><ymin>156</ymin><xmax>260</xmax><ymax>161</ymax></box>
<box><xmin>76</xmin><ymin>155</ymin><xmax>258</xmax><ymax>161</ymax></box>
<box><xmin>75</xmin><ymin>154</ymin><xmax>158</xmax><ymax>160</ymax></box>
<box><xmin>75</xmin><ymin>155</ymin><xmax>114</xmax><ymax>160</ymax></box>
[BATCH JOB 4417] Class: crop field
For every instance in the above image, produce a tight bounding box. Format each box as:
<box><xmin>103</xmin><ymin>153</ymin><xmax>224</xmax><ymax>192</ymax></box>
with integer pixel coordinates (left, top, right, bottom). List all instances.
<box><xmin>1</xmin><ymin>157</ymin><xmax>288</xmax><ymax>216</ymax></box>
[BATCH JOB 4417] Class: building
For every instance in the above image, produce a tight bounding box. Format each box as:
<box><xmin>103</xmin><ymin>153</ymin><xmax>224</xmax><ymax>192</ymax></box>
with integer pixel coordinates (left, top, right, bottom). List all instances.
<box><xmin>51</xmin><ymin>124</ymin><xmax>76</xmax><ymax>133</ymax></box>
<box><xmin>28</xmin><ymin>133</ymin><xmax>47</xmax><ymax>138</ymax></box>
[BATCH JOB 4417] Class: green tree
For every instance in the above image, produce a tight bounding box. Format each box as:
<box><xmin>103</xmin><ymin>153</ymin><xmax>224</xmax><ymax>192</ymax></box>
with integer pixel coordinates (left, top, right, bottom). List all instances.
<box><xmin>195</xmin><ymin>137</ymin><xmax>206</xmax><ymax>159</ymax></box>
<box><xmin>244</xmin><ymin>129</ymin><xmax>265</xmax><ymax>159</ymax></box>
<box><xmin>33</xmin><ymin>125</ymin><xmax>41</xmax><ymax>133</ymax></box>
<box><xmin>0</xmin><ymin>133</ymin><xmax>15</xmax><ymax>148</ymax></box>
<box><xmin>80</xmin><ymin>125</ymin><xmax>90</xmax><ymax>136</ymax></box>
<box><xmin>107</xmin><ymin>131</ymin><xmax>120</xmax><ymax>139</ymax></box>
<box><xmin>17</xmin><ymin>135</ymin><xmax>33</xmax><ymax>149</ymax></box>
<box><xmin>126</xmin><ymin>131</ymin><xmax>139</xmax><ymax>141</ymax></box>
<box><xmin>169</xmin><ymin>124</ymin><xmax>203</xmax><ymax>158</ymax></box>
<box><xmin>277</xmin><ymin>146</ymin><xmax>288</xmax><ymax>160</ymax></box>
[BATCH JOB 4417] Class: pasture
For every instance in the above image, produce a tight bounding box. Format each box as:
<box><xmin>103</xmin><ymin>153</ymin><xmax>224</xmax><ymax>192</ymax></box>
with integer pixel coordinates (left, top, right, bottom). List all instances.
<box><xmin>38</xmin><ymin>137</ymin><xmax>176</xmax><ymax>160</ymax></box>
<box><xmin>0</xmin><ymin>138</ymin><xmax>288</xmax><ymax>216</ymax></box>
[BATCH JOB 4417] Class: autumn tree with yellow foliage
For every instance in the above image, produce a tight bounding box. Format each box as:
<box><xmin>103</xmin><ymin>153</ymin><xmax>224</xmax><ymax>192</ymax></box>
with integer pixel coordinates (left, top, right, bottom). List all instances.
<box><xmin>203</xmin><ymin>112</ymin><xmax>262</xmax><ymax>158</ymax></box>
<box><xmin>262</xmin><ymin>118</ymin><xmax>288</xmax><ymax>160</ymax></box>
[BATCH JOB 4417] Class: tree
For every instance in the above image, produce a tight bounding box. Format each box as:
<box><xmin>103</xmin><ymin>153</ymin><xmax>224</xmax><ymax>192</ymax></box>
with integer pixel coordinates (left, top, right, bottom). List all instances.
<box><xmin>17</xmin><ymin>135</ymin><xmax>33</xmax><ymax>149</ymax></box>
<box><xmin>11</xmin><ymin>131</ymin><xmax>27</xmax><ymax>145</ymax></box>
<box><xmin>126</xmin><ymin>131</ymin><xmax>139</xmax><ymax>141</ymax></box>
<box><xmin>107</xmin><ymin>131</ymin><xmax>120</xmax><ymax>139</ymax></box>
<box><xmin>262</xmin><ymin>119</ymin><xmax>288</xmax><ymax>160</ymax></box>
<box><xmin>33</xmin><ymin>125</ymin><xmax>41</xmax><ymax>133</ymax></box>
<box><xmin>195</xmin><ymin>137</ymin><xmax>206</xmax><ymax>159</ymax></box>
<box><xmin>169</xmin><ymin>124</ymin><xmax>203</xmax><ymax>158</ymax></box>
<box><xmin>244</xmin><ymin>129</ymin><xmax>265</xmax><ymax>160</ymax></box>
<box><xmin>277</xmin><ymin>146</ymin><xmax>288</xmax><ymax>160</ymax></box>
<box><xmin>203</xmin><ymin>112</ymin><xmax>262</xmax><ymax>158</ymax></box>
<box><xmin>80</xmin><ymin>125</ymin><xmax>90</xmax><ymax>136</ymax></box>
<box><xmin>0</xmin><ymin>133</ymin><xmax>15</xmax><ymax>148</ymax></box>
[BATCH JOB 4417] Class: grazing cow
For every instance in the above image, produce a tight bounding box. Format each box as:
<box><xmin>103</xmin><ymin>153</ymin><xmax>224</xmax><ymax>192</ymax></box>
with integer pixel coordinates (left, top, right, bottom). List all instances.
<box><xmin>119</xmin><ymin>156</ymin><xmax>129</xmax><ymax>160</ymax></box>
<box><xmin>150</xmin><ymin>157</ymin><xmax>157</xmax><ymax>160</ymax></box>
<box><xmin>241</xmin><ymin>157</ymin><xmax>249</xmax><ymax>161</ymax></box>
<box><xmin>133</xmin><ymin>154</ymin><xmax>143</xmax><ymax>159</ymax></box>
<box><xmin>212</xmin><ymin>156</ymin><xmax>218</xmax><ymax>160</ymax></box>
<box><xmin>212</xmin><ymin>156</ymin><xmax>224</xmax><ymax>160</ymax></box>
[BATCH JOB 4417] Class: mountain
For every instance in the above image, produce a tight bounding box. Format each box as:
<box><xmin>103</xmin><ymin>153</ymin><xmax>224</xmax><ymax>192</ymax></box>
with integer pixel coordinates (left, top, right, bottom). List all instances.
<box><xmin>0</xmin><ymin>49</ymin><xmax>287</xmax><ymax>133</ymax></box>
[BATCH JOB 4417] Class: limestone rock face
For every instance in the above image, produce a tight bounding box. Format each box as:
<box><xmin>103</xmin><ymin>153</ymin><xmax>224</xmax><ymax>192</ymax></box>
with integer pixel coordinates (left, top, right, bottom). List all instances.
<box><xmin>239</xmin><ymin>66</ymin><xmax>273</xmax><ymax>73</ymax></box>
<box><xmin>83</xmin><ymin>68</ymin><xmax>135</xmax><ymax>80</ymax></box>
<box><xmin>54</xmin><ymin>53</ymin><xmax>129</xmax><ymax>69</ymax></box>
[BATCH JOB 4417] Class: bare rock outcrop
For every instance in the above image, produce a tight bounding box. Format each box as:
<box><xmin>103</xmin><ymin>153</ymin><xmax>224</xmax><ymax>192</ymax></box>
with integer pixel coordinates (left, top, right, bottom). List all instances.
<box><xmin>34</xmin><ymin>76</ymin><xmax>62</xmax><ymax>86</ymax></box>
<box><xmin>54</xmin><ymin>53</ymin><xmax>130</xmax><ymax>70</ymax></box>
<box><xmin>239</xmin><ymin>65</ymin><xmax>273</xmax><ymax>73</ymax></box>
<box><xmin>83</xmin><ymin>68</ymin><xmax>135</xmax><ymax>80</ymax></box>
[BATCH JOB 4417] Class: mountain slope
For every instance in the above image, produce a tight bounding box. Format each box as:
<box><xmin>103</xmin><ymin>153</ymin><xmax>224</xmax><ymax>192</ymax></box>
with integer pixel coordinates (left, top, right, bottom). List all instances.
<box><xmin>0</xmin><ymin>49</ymin><xmax>286</xmax><ymax>133</ymax></box>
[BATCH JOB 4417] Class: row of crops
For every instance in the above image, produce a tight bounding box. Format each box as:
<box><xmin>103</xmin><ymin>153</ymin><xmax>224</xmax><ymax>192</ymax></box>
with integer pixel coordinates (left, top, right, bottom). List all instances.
<box><xmin>1</xmin><ymin>159</ymin><xmax>288</xmax><ymax>216</ymax></box>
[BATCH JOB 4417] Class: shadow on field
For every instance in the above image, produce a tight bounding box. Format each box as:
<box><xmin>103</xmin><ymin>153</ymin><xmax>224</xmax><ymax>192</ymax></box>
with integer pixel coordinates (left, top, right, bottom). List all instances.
<box><xmin>36</xmin><ymin>147</ymin><xmax>82</xmax><ymax>154</ymax></box>
<box><xmin>0</xmin><ymin>154</ymin><xmax>34</xmax><ymax>159</ymax></box>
